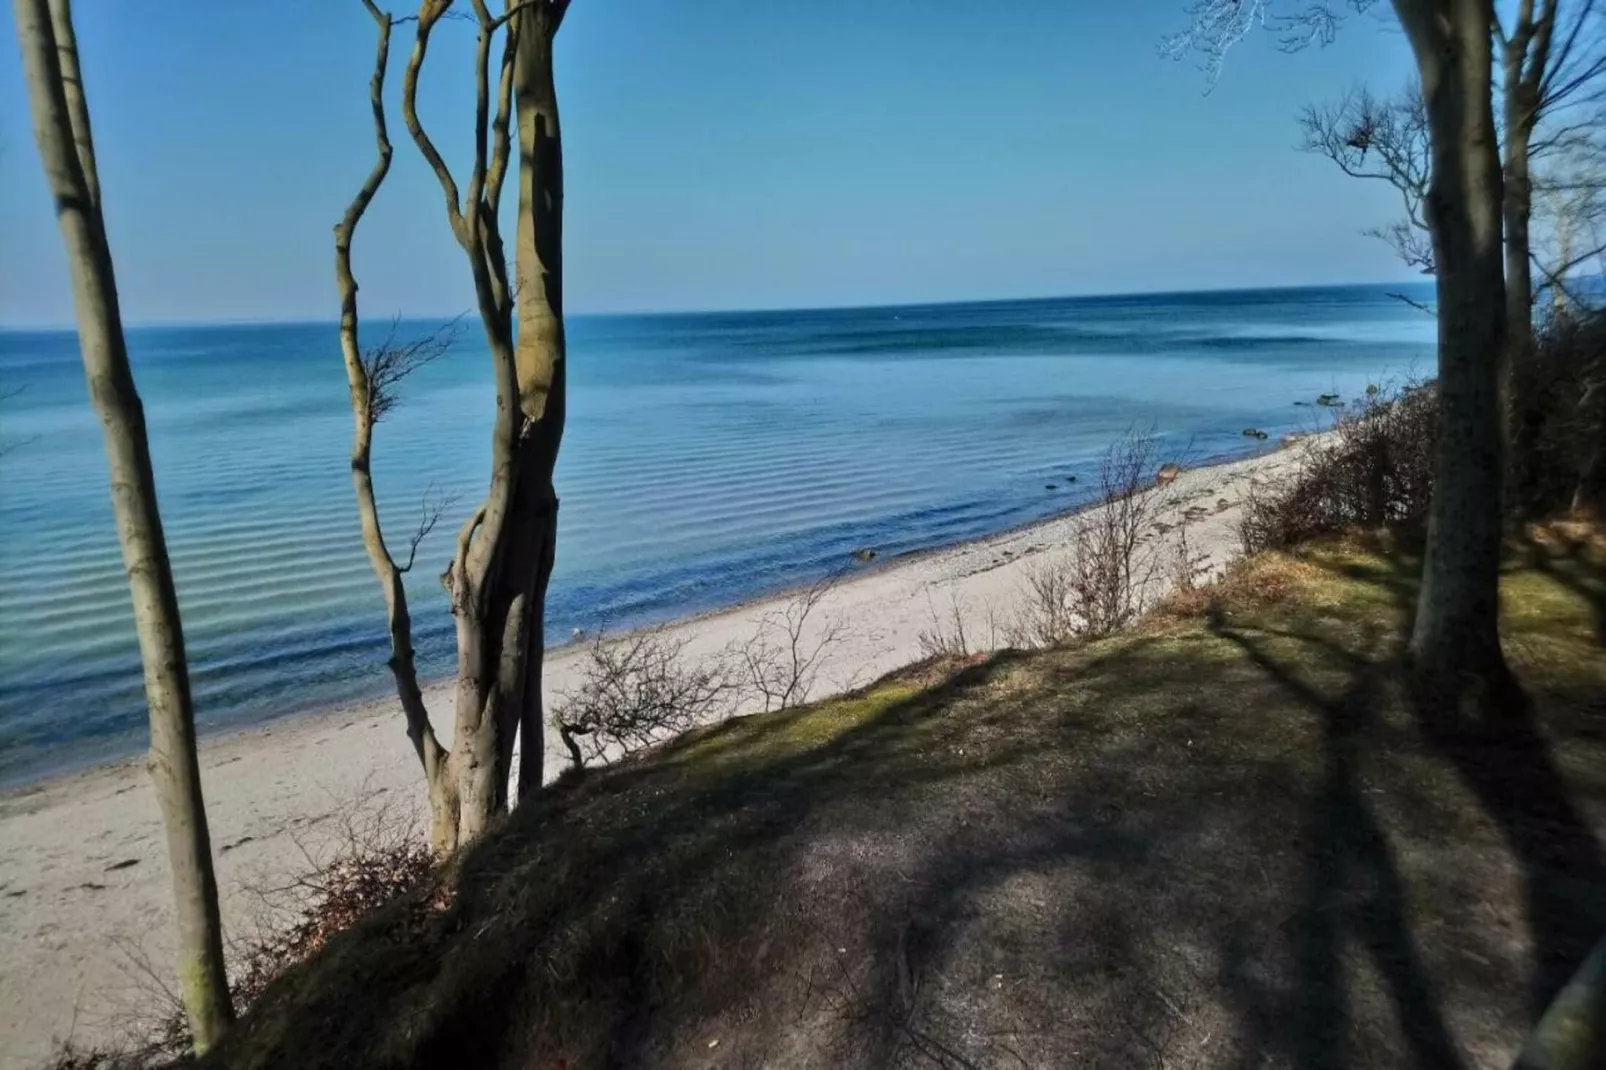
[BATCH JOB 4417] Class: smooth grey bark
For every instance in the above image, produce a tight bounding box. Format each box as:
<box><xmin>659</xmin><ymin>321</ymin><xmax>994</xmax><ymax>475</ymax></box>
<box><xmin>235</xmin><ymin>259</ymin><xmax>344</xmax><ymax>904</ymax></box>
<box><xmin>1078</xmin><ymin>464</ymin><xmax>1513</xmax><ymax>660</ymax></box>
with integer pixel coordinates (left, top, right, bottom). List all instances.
<box><xmin>508</xmin><ymin>0</ymin><xmax>567</xmax><ymax>803</ymax></box>
<box><xmin>13</xmin><ymin>0</ymin><xmax>234</xmax><ymax>1050</ymax></box>
<box><xmin>382</xmin><ymin>0</ymin><xmax>569</xmax><ymax>849</ymax></box>
<box><xmin>1392</xmin><ymin>0</ymin><xmax>1511</xmax><ymax>682</ymax></box>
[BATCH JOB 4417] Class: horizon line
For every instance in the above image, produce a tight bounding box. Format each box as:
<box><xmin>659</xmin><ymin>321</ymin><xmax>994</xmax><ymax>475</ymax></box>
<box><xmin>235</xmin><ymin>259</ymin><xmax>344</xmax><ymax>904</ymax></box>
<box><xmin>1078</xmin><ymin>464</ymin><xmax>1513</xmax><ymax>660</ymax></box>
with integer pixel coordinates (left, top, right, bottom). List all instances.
<box><xmin>1</xmin><ymin>277</ymin><xmax>1436</xmax><ymax>334</ymax></box>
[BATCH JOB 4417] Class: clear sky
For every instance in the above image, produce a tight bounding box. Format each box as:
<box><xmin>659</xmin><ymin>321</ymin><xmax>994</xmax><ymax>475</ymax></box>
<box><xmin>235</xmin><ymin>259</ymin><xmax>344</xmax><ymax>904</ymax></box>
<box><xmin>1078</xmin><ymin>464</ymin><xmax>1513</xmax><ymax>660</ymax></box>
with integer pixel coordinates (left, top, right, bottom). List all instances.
<box><xmin>0</xmin><ymin>1</ymin><xmax>1422</xmax><ymax>327</ymax></box>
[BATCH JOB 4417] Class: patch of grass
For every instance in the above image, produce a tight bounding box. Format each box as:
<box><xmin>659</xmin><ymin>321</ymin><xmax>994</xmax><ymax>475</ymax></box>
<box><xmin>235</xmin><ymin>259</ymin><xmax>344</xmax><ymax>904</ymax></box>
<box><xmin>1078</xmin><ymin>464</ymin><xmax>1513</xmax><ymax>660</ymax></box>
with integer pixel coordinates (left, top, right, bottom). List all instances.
<box><xmin>210</xmin><ymin>530</ymin><xmax>1606</xmax><ymax>1070</ymax></box>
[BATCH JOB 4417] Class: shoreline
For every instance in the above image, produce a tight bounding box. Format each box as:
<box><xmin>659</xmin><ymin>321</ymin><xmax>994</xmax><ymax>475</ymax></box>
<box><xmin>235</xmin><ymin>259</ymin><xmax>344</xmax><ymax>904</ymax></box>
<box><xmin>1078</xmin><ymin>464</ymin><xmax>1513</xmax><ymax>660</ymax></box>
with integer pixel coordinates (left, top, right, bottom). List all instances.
<box><xmin>0</xmin><ymin>437</ymin><xmax>1288</xmax><ymax>798</ymax></box>
<box><xmin>0</xmin><ymin>439</ymin><xmax>1313</xmax><ymax>1067</ymax></box>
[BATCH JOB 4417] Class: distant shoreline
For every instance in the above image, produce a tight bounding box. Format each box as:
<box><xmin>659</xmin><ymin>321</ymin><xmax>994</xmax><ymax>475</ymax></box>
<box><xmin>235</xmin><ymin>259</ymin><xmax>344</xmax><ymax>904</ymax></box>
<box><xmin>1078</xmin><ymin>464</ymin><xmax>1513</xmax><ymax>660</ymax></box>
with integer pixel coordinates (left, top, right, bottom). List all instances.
<box><xmin>0</xmin><ymin>437</ymin><xmax>1320</xmax><ymax>1065</ymax></box>
<box><xmin>0</xmin><ymin>436</ymin><xmax>1289</xmax><ymax>796</ymax></box>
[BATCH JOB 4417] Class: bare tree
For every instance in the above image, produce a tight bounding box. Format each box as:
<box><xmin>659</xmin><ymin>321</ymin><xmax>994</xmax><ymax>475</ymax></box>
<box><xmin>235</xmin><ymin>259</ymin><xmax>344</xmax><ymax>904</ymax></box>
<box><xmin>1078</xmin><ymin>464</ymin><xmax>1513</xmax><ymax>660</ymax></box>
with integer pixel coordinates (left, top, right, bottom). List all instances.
<box><xmin>738</xmin><ymin>571</ymin><xmax>848</xmax><ymax>712</ymax></box>
<box><xmin>552</xmin><ymin>630</ymin><xmax>731</xmax><ymax>771</ymax></box>
<box><xmin>13</xmin><ymin>0</ymin><xmax>233</xmax><ymax>1051</ymax></box>
<box><xmin>1532</xmin><ymin>116</ymin><xmax>1606</xmax><ymax>312</ymax></box>
<box><xmin>1171</xmin><ymin>0</ymin><xmax>1512</xmax><ymax>686</ymax></box>
<box><xmin>336</xmin><ymin>0</ymin><xmax>573</xmax><ymax>853</ymax></box>
<box><xmin>1497</xmin><ymin>0</ymin><xmax>1606</xmax><ymax>358</ymax></box>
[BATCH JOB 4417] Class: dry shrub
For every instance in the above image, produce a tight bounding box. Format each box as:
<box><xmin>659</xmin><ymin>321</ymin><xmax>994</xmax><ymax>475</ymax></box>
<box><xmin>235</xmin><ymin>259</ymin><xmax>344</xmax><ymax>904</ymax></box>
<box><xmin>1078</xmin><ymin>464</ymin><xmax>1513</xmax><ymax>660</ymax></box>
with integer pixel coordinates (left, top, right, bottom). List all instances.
<box><xmin>37</xmin><ymin>1045</ymin><xmax>171</xmax><ymax>1070</ymax></box>
<box><xmin>917</xmin><ymin>588</ymin><xmax>1001</xmax><ymax>657</ymax></box>
<box><xmin>232</xmin><ymin>834</ymin><xmax>437</xmax><ymax>1009</ymax></box>
<box><xmin>552</xmin><ymin>629</ymin><xmax>731</xmax><ymax>771</ymax></box>
<box><xmin>737</xmin><ymin>570</ymin><xmax>848</xmax><ymax>711</ymax></box>
<box><xmin>53</xmin><ymin>801</ymin><xmax>439</xmax><ymax>1069</ymax></box>
<box><xmin>1155</xmin><ymin>552</ymin><xmax>1317</xmax><ymax>622</ymax></box>
<box><xmin>1240</xmin><ymin>381</ymin><xmax>1437</xmax><ymax>553</ymax></box>
<box><xmin>1009</xmin><ymin>430</ymin><xmax>1168</xmax><ymax>647</ymax></box>
<box><xmin>1242</xmin><ymin>309</ymin><xmax>1604</xmax><ymax>550</ymax></box>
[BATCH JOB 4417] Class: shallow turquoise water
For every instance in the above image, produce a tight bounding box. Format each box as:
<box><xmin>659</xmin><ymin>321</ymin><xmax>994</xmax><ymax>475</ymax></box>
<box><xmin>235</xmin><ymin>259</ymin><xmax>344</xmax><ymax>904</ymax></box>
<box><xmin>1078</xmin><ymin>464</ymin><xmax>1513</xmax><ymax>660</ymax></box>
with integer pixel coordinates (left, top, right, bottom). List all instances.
<box><xmin>0</xmin><ymin>284</ymin><xmax>1435</xmax><ymax>780</ymax></box>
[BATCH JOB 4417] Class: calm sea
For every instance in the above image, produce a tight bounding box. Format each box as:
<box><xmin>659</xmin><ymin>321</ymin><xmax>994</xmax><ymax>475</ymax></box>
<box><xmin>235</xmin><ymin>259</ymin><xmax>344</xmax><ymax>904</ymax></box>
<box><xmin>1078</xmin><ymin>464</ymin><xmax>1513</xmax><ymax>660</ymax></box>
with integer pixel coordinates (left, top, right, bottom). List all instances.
<box><xmin>0</xmin><ymin>284</ymin><xmax>1435</xmax><ymax>782</ymax></box>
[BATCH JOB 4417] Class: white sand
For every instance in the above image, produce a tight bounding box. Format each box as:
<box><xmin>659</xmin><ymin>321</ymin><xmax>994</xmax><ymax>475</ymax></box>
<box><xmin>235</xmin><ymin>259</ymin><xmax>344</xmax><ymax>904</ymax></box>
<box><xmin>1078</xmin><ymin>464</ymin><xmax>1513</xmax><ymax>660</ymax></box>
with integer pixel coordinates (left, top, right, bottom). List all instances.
<box><xmin>0</xmin><ymin>443</ymin><xmax>1311</xmax><ymax>1066</ymax></box>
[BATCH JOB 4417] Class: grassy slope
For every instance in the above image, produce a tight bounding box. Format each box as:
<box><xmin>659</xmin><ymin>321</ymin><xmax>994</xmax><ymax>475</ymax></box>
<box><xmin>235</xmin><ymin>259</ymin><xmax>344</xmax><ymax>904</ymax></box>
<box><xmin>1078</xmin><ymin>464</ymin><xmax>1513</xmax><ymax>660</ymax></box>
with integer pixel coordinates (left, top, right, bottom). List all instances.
<box><xmin>215</xmin><ymin>529</ymin><xmax>1606</xmax><ymax>1069</ymax></box>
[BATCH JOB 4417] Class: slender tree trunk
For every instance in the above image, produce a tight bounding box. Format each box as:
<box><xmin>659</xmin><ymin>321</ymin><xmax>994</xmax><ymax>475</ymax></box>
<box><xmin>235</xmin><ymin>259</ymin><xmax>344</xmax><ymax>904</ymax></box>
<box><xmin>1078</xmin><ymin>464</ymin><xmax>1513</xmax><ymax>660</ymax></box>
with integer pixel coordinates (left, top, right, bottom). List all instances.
<box><xmin>508</xmin><ymin>1</ymin><xmax>566</xmax><ymax>803</ymax></box>
<box><xmin>1502</xmin><ymin>4</ymin><xmax>1551</xmax><ymax>509</ymax></box>
<box><xmin>1393</xmin><ymin>0</ymin><xmax>1510</xmax><ymax>684</ymax></box>
<box><xmin>334</xmin><ymin>4</ymin><xmax>462</xmax><ymax>853</ymax></box>
<box><xmin>1504</xmin><ymin>87</ymin><xmax>1538</xmax><ymax>502</ymax></box>
<box><xmin>13</xmin><ymin>0</ymin><xmax>234</xmax><ymax>1050</ymax></box>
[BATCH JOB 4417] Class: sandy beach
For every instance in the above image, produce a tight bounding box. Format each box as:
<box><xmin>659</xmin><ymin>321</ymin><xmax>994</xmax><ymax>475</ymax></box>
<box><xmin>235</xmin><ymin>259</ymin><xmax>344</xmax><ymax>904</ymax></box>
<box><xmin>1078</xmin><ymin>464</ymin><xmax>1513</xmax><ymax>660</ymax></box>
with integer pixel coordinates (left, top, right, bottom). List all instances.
<box><xmin>0</xmin><ymin>442</ymin><xmax>1311</xmax><ymax>1066</ymax></box>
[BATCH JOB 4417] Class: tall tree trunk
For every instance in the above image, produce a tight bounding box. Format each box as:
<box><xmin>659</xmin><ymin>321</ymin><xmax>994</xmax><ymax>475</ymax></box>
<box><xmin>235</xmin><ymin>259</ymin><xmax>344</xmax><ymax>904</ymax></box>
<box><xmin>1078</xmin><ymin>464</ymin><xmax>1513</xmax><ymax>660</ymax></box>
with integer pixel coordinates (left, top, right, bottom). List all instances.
<box><xmin>13</xmin><ymin>0</ymin><xmax>234</xmax><ymax>1050</ymax></box>
<box><xmin>334</xmin><ymin>2</ymin><xmax>461</xmax><ymax>853</ymax></box>
<box><xmin>1393</xmin><ymin>0</ymin><xmax>1511</xmax><ymax>684</ymax></box>
<box><xmin>508</xmin><ymin>0</ymin><xmax>567</xmax><ymax>803</ymax></box>
<box><xmin>1501</xmin><ymin>0</ymin><xmax>1556</xmax><ymax>508</ymax></box>
<box><xmin>399</xmin><ymin>0</ymin><xmax>569</xmax><ymax>849</ymax></box>
<box><xmin>1504</xmin><ymin>82</ymin><xmax>1538</xmax><ymax>502</ymax></box>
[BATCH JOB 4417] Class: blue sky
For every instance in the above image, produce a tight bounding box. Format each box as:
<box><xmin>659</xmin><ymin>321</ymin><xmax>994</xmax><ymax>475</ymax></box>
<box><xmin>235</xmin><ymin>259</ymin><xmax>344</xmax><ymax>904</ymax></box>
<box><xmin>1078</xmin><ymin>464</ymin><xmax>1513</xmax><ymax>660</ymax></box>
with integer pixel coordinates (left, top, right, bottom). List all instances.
<box><xmin>0</xmin><ymin>1</ymin><xmax>1420</xmax><ymax>327</ymax></box>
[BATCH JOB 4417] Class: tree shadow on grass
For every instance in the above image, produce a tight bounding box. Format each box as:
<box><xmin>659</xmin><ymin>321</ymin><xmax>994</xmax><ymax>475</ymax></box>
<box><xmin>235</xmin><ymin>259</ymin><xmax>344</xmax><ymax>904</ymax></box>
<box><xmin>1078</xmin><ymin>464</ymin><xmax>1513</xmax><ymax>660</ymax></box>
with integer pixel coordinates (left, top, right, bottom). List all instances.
<box><xmin>1303</xmin><ymin>538</ymin><xmax>1606</xmax><ymax>1019</ymax></box>
<box><xmin>216</xmin><ymin>539</ymin><xmax>1606</xmax><ymax>1070</ymax></box>
<box><xmin>1205</xmin><ymin>609</ymin><xmax>1466</xmax><ymax>1070</ymax></box>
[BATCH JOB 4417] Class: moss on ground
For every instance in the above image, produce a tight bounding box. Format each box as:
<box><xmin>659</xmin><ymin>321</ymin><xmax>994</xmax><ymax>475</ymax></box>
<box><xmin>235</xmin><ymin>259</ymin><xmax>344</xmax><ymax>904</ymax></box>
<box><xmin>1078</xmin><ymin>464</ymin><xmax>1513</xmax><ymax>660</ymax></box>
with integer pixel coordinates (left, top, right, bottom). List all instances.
<box><xmin>212</xmin><ymin>527</ymin><xmax>1606</xmax><ymax>1069</ymax></box>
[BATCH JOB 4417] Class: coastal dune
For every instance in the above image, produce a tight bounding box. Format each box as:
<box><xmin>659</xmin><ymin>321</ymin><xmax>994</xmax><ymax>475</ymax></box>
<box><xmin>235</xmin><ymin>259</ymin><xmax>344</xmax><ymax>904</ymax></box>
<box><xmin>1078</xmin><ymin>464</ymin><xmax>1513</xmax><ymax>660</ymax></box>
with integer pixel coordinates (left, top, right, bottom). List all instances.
<box><xmin>0</xmin><ymin>444</ymin><xmax>1308</xmax><ymax>1066</ymax></box>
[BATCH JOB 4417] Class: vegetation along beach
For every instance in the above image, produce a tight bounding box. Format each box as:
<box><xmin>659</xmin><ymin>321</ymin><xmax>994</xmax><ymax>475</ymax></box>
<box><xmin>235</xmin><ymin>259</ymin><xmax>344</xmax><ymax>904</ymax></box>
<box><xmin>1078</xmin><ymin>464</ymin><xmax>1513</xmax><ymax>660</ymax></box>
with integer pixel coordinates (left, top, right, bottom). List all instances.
<box><xmin>2</xmin><ymin>0</ymin><xmax>1604</xmax><ymax>1067</ymax></box>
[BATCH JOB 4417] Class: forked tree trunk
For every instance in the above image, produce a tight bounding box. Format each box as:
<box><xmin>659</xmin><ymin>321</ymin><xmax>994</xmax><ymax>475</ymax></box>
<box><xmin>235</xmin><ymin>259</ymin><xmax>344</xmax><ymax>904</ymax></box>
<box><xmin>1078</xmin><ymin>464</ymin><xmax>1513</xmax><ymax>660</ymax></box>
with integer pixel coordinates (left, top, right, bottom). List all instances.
<box><xmin>1393</xmin><ymin>0</ymin><xmax>1511</xmax><ymax>684</ymax></box>
<box><xmin>442</xmin><ymin>1</ymin><xmax>567</xmax><ymax>841</ymax></box>
<box><xmin>13</xmin><ymin>0</ymin><xmax>234</xmax><ymax>1049</ymax></box>
<box><xmin>392</xmin><ymin>0</ymin><xmax>569</xmax><ymax>851</ymax></box>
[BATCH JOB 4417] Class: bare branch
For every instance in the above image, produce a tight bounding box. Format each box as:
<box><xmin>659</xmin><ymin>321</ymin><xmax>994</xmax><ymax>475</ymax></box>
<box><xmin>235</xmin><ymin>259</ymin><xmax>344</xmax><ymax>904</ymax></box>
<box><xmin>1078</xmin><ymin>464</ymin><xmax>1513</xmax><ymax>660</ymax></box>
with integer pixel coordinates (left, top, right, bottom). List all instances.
<box><xmin>737</xmin><ymin>569</ymin><xmax>849</xmax><ymax>712</ymax></box>
<box><xmin>552</xmin><ymin>629</ymin><xmax>732</xmax><ymax>771</ymax></box>
<box><xmin>362</xmin><ymin>316</ymin><xmax>460</xmax><ymax>421</ymax></box>
<box><xmin>1300</xmin><ymin>84</ymin><xmax>1432</xmax><ymax>234</ymax></box>
<box><xmin>1162</xmin><ymin>0</ymin><xmax>1382</xmax><ymax>87</ymax></box>
<box><xmin>1365</xmin><ymin>218</ymin><xmax>1437</xmax><ymax>273</ymax></box>
<box><xmin>1386</xmin><ymin>291</ymin><xmax>1438</xmax><ymax>316</ymax></box>
<box><xmin>398</xmin><ymin>484</ymin><xmax>458</xmax><ymax>574</ymax></box>
<box><xmin>400</xmin><ymin>1</ymin><xmax>470</xmax><ymax>246</ymax></box>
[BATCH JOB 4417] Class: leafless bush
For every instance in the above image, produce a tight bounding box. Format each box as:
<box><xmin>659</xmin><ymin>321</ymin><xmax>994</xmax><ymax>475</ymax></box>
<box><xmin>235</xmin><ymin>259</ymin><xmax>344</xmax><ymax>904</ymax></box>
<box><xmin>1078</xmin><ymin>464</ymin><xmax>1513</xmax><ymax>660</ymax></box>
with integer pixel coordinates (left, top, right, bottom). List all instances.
<box><xmin>38</xmin><ymin>1044</ymin><xmax>171</xmax><ymax>1070</ymax></box>
<box><xmin>551</xmin><ymin>630</ymin><xmax>732</xmax><ymax>771</ymax></box>
<box><xmin>916</xmin><ymin>588</ymin><xmax>1001</xmax><ymax>657</ymax></box>
<box><xmin>738</xmin><ymin>570</ymin><xmax>848</xmax><ymax>711</ymax></box>
<box><xmin>231</xmin><ymin>800</ymin><xmax>439</xmax><ymax>1010</ymax></box>
<box><xmin>1170</xmin><ymin>518</ymin><xmax>1213</xmax><ymax>593</ymax></box>
<box><xmin>73</xmin><ymin>797</ymin><xmax>439</xmax><ymax>1067</ymax></box>
<box><xmin>1240</xmin><ymin>381</ymin><xmax>1437</xmax><ymax>552</ymax></box>
<box><xmin>1009</xmin><ymin>430</ymin><xmax>1168</xmax><ymax>647</ymax></box>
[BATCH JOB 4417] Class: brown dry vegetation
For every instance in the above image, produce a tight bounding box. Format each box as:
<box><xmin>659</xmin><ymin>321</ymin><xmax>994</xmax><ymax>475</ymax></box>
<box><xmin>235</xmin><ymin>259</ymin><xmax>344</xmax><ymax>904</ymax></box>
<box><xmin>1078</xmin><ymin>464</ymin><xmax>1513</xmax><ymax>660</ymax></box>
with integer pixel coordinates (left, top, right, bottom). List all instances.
<box><xmin>208</xmin><ymin>527</ymin><xmax>1606</xmax><ymax>1069</ymax></box>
